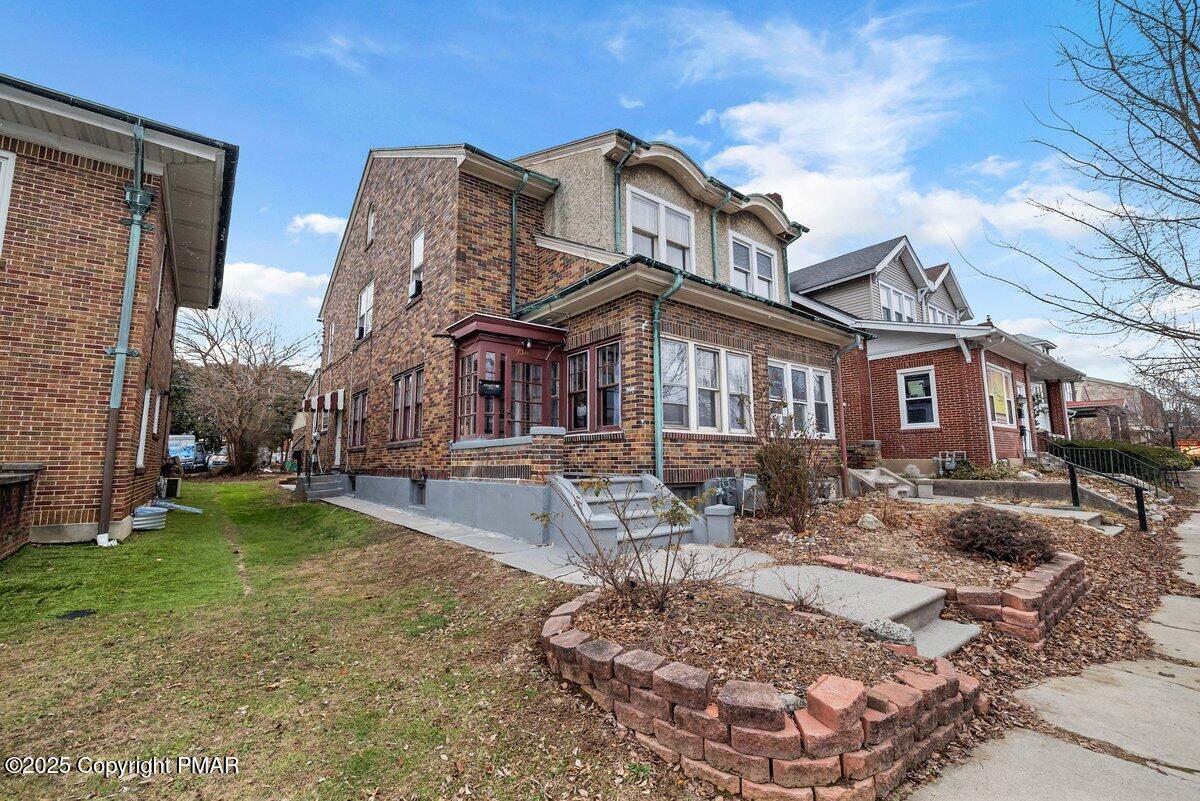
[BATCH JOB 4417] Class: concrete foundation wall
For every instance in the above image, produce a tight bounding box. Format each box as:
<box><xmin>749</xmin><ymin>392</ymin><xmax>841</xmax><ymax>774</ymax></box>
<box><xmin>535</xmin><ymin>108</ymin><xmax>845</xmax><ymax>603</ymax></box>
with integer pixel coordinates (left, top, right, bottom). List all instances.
<box><xmin>927</xmin><ymin>479</ymin><xmax>1136</xmax><ymax>516</ymax></box>
<box><xmin>355</xmin><ymin>475</ymin><xmax>549</xmax><ymax>545</ymax></box>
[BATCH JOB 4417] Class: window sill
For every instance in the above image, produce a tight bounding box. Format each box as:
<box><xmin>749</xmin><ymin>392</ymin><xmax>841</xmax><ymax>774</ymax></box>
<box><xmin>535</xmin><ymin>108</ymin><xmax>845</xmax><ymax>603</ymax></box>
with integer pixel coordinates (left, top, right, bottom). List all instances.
<box><xmin>564</xmin><ymin>431</ymin><xmax>625</xmax><ymax>442</ymax></box>
<box><xmin>450</xmin><ymin>435</ymin><xmax>533</xmax><ymax>450</ymax></box>
<box><xmin>406</xmin><ymin>294</ymin><xmax>423</xmax><ymax>309</ymax></box>
<box><xmin>353</xmin><ymin>331</ymin><xmax>373</xmax><ymax>350</ymax></box>
<box><xmin>664</xmin><ymin>430</ymin><xmax>757</xmax><ymax>442</ymax></box>
<box><xmin>900</xmin><ymin>424</ymin><xmax>940</xmax><ymax>431</ymax></box>
<box><xmin>386</xmin><ymin>439</ymin><xmax>423</xmax><ymax>449</ymax></box>
<box><xmin>348</xmin><ymin>446</ymin><xmax>367</xmax><ymax>453</ymax></box>
<box><xmin>991</xmin><ymin>422</ymin><xmax>1019</xmax><ymax>430</ymax></box>
<box><xmin>135</xmin><ymin>466</ymin><xmax>147</xmax><ymax>475</ymax></box>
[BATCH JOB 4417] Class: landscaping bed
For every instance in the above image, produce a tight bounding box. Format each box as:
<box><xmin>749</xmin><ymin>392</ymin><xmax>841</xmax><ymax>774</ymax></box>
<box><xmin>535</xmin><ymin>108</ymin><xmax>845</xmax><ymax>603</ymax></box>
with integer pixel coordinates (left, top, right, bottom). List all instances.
<box><xmin>735</xmin><ymin>496</ymin><xmax>1055</xmax><ymax>588</ymax></box>
<box><xmin>573</xmin><ymin>584</ymin><xmax>917</xmax><ymax>695</ymax></box>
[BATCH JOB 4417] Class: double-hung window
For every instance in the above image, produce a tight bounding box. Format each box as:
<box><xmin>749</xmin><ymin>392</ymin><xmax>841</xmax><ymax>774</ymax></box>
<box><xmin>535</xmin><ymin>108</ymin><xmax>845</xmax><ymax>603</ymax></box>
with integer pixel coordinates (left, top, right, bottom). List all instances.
<box><xmin>927</xmin><ymin>305</ymin><xmax>956</xmax><ymax>325</ymax></box>
<box><xmin>365</xmin><ymin>202</ymin><xmax>375</xmax><ymax>248</ymax></box>
<box><xmin>568</xmin><ymin>352</ymin><xmax>589</xmax><ymax>430</ymax></box>
<box><xmin>326</xmin><ymin>322</ymin><xmax>335</xmax><ymax>364</ymax></box>
<box><xmin>879</xmin><ymin>281</ymin><xmax>916</xmax><ymax>322</ymax></box>
<box><xmin>768</xmin><ymin>361</ymin><xmax>836</xmax><ymax>437</ymax></box>
<box><xmin>357</xmin><ymin>281</ymin><xmax>374</xmax><ymax>339</ymax></box>
<box><xmin>596</xmin><ymin>342</ymin><xmax>621</xmax><ymax>427</ymax></box>
<box><xmin>898</xmin><ymin>367</ymin><xmax>938</xmax><ymax>429</ymax></box>
<box><xmin>409</xmin><ymin>228</ymin><xmax>424</xmax><ymax>298</ymax></box>
<box><xmin>0</xmin><ymin>149</ymin><xmax>14</xmax><ymax>258</ymax></box>
<box><xmin>350</xmin><ymin>390</ymin><xmax>368</xmax><ymax>447</ymax></box>
<box><xmin>136</xmin><ymin>387</ymin><xmax>152</xmax><ymax>468</ymax></box>
<box><xmin>627</xmin><ymin>187</ymin><xmax>693</xmax><ymax>271</ymax></box>
<box><xmin>661</xmin><ymin>338</ymin><xmax>754</xmax><ymax>434</ymax></box>
<box><xmin>987</xmin><ymin>365</ymin><xmax>1016</xmax><ymax>426</ymax></box>
<box><xmin>730</xmin><ymin>235</ymin><xmax>776</xmax><ymax>300</ymax></box>
<box><xmin>391</xmin><ymin>367</ymin><xmax>424</xmax><ymax>441</ymax></box>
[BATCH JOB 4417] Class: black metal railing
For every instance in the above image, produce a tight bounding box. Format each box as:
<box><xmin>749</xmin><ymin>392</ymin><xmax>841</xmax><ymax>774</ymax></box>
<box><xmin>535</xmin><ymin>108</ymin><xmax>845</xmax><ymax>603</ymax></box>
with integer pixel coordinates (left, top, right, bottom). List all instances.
<box><xmin>1040</xmin><ymin>435</ymin><xmax>1180</xmax><ymax>492</ymax></box>
<box><xmin>1067</xmin><ymin>462</ymin><xmax>1150</xmax><ymax>532</ymax></box>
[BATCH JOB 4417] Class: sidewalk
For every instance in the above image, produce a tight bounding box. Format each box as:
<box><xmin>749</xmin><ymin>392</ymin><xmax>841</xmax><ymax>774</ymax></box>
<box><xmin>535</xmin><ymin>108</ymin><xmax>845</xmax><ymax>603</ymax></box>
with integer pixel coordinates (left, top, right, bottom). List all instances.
<box><xmin>912</xmin><ymin>512</ymin><xmax>1200</xmax><ymax>801</ymax></box>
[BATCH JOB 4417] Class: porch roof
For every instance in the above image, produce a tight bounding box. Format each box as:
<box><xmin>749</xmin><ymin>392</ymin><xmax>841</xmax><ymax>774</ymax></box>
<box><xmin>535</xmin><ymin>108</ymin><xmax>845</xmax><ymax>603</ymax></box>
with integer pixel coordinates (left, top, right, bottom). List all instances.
<box><xmin>515</xmin><ymin>255</ymin><xmax>869</xmax><ymax>346</ymax></box>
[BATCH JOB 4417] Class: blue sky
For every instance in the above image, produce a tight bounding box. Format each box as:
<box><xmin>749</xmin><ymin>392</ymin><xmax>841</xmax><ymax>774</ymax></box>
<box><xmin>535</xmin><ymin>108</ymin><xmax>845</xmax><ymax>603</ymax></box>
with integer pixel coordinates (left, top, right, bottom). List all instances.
<box><xmin>1</xmin><ymin>1</ymin><xmax>1139</xmax><ymax>379</ymax></box>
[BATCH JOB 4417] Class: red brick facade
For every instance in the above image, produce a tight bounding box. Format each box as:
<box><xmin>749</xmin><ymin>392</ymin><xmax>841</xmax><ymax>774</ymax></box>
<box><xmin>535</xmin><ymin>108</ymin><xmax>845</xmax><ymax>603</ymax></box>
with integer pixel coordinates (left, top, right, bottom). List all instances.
<box><xmin>838</xmin><ymin>342</ymin><xmax>1046</xmax><ymax>465</ymax></box>
<box><xmin>310</xmin><ymin>156</ymin><xmax>848</xmax><ymax>484</ymax></box>
<box><xmin>0</xmin><ymin>135</ymin><xmax>178</xmax><ymax>536</ymax></box>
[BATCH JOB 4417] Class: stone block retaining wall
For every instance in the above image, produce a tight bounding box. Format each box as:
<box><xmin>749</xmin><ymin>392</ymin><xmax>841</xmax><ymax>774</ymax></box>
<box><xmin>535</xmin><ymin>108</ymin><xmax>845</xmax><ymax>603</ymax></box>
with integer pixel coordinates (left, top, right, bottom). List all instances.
<box><xmin>542</xmin><ymin>592</ymin><xmax>987</xmax><ymax>800</ymax></box>
<box><xmin>816</xmin><ymin>552</ymin><xmax>1089</xmax><ymax>648</ymax></box>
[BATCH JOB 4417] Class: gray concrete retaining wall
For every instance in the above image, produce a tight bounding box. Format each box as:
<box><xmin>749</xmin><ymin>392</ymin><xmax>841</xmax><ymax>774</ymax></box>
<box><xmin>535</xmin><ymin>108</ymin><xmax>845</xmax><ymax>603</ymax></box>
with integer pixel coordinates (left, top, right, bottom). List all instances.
<box><xmin>927</xmin><ymin>479</ymin><xmax>1137</xmax><ymax>517</ymax></box>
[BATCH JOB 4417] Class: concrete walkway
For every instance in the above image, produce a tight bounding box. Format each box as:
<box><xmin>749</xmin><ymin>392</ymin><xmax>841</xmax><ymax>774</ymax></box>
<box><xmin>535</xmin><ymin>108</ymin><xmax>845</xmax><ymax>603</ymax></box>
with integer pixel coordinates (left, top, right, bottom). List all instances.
<box><xmin>322</xmin><ymin>494</ymin><xmax>977</xmax><ymax>655</ymax></box>
<box><xmin>912</xmin><ymin>511</ymin><xmax>1200</xmax><ymax>801</ymax></box>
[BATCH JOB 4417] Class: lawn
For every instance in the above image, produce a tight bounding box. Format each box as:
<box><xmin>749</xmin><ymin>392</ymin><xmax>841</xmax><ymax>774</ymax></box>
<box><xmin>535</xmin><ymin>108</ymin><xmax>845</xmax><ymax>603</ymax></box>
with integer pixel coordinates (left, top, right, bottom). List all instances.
<box><xmin>0</xmin><ymin>479</ymin><xmax>699</xmax><ymax>800</ymax></box>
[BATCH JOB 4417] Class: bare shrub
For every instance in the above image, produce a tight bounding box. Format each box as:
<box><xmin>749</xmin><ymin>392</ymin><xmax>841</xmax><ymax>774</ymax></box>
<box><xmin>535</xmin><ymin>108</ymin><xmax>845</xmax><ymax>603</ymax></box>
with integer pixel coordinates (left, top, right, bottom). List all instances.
<box><xmin>535</xmin><ymin>477</ymin><xmax>732</xmax><ymax>613</ymax></box>
<box><xmin>754</xmin><ymin>409</ymin><xmax>838</xmax><ymax>533</ymax></box>
<box><xmin>943</xmin><ymin>506</ymin><xmax>1055</xmax><ymax>567</ymax></box>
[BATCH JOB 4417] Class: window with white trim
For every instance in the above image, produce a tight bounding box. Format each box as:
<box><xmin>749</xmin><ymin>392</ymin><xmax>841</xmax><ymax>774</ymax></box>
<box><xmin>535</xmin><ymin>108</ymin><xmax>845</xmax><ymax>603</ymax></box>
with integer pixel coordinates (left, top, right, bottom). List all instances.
<box><xmin>768</xmin><ymin>361</ymin><xmax>836</xmax><ymax>437</ymax></box>
<box><xmin>627</xmin><ymin>187</ymin><xmax>694</xmax><ymax>271</ymax></box>
<box><xmin>136</xmin><ymin>387</ymin><xmax>152</xmax><ymax>468</ymax></box>
<box><xmin>409</xmin><ymin>228</ymin><xmax>424</xmax><ymax>298</ymax></box>
<box><xmin>730</xmin><ymin>234</ymin><xmax>776</xmax><ymax>300</ymax></box>
<box><xmin>152</xmin><ymin>391</ymin><xmax>162</xmax><ymax>436</ymax></box>
<box><xmin>366</xmin><ymin>202</ymin><xmax>376</xmax><ymax>248</ymax></box>
<box><xmin>898</xmin><ymin>367</ymin><xmax>938</xmax><ymax>429</ymax></box>
<box><xmin>927</xmin><ymin>304</ymin><xmax>956</xmax><ymax>325</ymax></box>
<box><xmin>987</xmin><ymin>365</ymin><xmax>1017</xmax><ymax>426</ymax></box>
<box><xmin>0</xmin><ymin>149</ymin><xmax>14</xmax><ymax>258</ymax></box>
<box><xmin>356</xmin><ymin>281</ymin><xmax>374</xmax><ymax>339</ymax></box>
<box><xmin>326</xmin><ymin>322</ymin><xmax>335</xmax><ymax>364</ymax></box>
<box><xmin>661</xmin><ymin>337</ymin><xmax>754</xmax><ymax>434</ymax></box>
<box><xmin>879</xmin><ymin>281</ymin><xmax>916</xmax><ymax>322</ymax></box>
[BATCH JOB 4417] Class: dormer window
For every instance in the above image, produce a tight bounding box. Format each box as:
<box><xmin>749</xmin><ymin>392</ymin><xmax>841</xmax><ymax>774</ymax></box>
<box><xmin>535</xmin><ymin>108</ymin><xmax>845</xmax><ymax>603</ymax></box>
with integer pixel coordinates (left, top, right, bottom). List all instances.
<box><xmin>927</xmin><ymin>305</ymin><xmax>956</xmax><ymax>325</ymax></box>
<box><xmin>879</xmin><ymin>281</ymin><xmax>916</xmax><ymax>322</ymax></box>
<box><xmin>627</xmin><ymin>187</ymin><xmax>693</xmax><ymax>271</ymax></box>
<box><xmin>731</xmin><ymin>234</ymin><xmax>775</xmax><ymax>301</ymax></box>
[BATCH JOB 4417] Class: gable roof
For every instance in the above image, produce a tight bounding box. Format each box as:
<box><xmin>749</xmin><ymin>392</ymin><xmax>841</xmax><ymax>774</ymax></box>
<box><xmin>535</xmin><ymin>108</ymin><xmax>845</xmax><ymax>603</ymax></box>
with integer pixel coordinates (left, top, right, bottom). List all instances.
<box><xmin>789</xmin><ymin>236</ymin><xmax>906</xmax><ymax>294</ymax></box>
<box><xmin>925</xmin><ymin>263</ymin><xmax>949</xmax><ymax>283</ymax></box>
<box><xmin>1015</xmin><ymin>333</ymin><xmax>1057</xmax><ymax>350</ymax></box>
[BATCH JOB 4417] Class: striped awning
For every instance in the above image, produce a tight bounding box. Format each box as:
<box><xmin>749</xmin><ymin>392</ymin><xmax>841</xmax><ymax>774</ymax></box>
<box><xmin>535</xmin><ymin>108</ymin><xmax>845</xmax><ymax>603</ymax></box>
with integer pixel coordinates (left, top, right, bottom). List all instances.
<box><xmin>303</xmin><ymin>389</ymin><xmax>343</xmax><ymax>413</ymax></box>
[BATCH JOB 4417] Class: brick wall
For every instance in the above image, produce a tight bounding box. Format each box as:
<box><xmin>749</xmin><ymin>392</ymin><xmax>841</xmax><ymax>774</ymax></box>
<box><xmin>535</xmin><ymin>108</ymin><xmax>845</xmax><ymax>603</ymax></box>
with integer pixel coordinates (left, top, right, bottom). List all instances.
<box><xmin>0</xmin><ymin>135</ymin><xmax>174</xmax><ymax>532</ymax></box>
<box><xmin>1045</xmin><ymin>380</ymin><xmax>1068</xmax><ymax>437</ymax></box>
<box><xmin>0</xmin><ymin>470</ymin><xmax>39</xmax><ymax>560</ymax></box>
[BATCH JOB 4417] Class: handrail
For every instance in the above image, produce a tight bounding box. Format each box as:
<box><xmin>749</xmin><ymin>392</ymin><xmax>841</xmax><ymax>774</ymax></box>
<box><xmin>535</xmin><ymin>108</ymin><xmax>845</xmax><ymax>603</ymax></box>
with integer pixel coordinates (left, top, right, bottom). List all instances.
<box><xmin>1040</xmin><ymin>435</ymin><xmax>1179</xmax><ymax>491</ymax></box>
<box><xmin>1065</xmin><ymin>462</ymin><xmax>1149</xmax><ymax>532</ymax></box>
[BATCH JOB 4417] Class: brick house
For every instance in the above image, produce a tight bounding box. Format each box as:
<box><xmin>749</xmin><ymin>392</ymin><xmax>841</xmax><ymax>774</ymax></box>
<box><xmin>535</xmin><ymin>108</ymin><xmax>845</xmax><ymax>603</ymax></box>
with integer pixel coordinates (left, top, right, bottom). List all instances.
<box><xmin>1069</xmin><ymin>376</ymin><xmax>1167</xmax><ymax>444</ymax></box>
<box><xmin>0</xmin><ymin>74</ymin><xmax>237</xmax><ymax>553</ymax></box>
<box><xmin>300</xmin><ymin>131</ymin><xmax>861</xmax><ymax>546</ymax></box>
<box><xmin>789</xmin><ymin>236</ymin><xmax>1083</xmax><ymax>473</ymax></box>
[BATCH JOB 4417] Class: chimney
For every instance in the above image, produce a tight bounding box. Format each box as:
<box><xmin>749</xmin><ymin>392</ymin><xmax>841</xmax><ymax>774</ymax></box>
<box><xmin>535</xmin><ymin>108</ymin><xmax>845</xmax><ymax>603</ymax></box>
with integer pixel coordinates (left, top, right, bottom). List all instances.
<box><xmin>766</xmin><ymin>192</ymin><xmax>784</xmax><ymax>209</ymax></box>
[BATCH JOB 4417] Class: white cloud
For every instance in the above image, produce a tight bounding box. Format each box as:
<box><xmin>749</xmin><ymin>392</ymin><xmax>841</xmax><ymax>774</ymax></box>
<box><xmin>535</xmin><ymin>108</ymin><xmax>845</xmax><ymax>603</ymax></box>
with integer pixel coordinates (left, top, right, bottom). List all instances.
<box><xmin>697</xmin><ymin>108</ymin><xmax>718</xmax><ymax>125</ymax></box>
<box><xmin>618</xmin><ymin>94</ymin><xmax>645</xmax><ymax>109</ymax></box>
<box><xmin>223</xmin><ymin>262</ymin><xmax>329</xmax><ymax>309</ymax></box>
<box><xmin>293</xmin><ymin>34</ymin><xmax>388</xmax><ymax>74</ymax></box>
<box><xmin>287</xmin><ymin>213</ymin><xmax>347</xmax><ymax>237</ymax></box>
<box><xmin>649</xmin><ymin>129</ymin><xmax>710</xmax><ymax>153</ymax></box>
<box><xmin>965</xmin><ymin>155</ymin><xmax>1023</xmax><ymax>178</ymax></box>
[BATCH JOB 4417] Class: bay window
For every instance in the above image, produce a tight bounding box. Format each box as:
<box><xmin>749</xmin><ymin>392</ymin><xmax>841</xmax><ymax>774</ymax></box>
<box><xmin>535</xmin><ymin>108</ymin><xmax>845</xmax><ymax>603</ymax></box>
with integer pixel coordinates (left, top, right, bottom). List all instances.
<box><xmin>768</xmin><ymin>360</ymin><xmax>836</xmax><ymax>437</ymax></box>
<box><xmin>662</xmin><ymin>337</ymin><xmax>754</xmax><ymax>434</ymax></box>
<box><xmin>987</xmin><ymin>365</ymin><xmax>1016</xmax><ymax>426</ymax></box>
<box><xmin>730</xmin><ymin>234</ymin><xmax>776</xmax><ymax>300</ymax></box>
<box><xmin>879</xmin><ymin>281</ymin><xmax>915</xmax><ymax>322</ymax></box>
<box><xmin>627</xmin><ymin>187</ymin><xmax>693</xmax><ymax>271</ymax></box>
<box><xmin>898</xmin><ymin>367</ymin><xmax>938</xmax><ymax>429</ymax></box>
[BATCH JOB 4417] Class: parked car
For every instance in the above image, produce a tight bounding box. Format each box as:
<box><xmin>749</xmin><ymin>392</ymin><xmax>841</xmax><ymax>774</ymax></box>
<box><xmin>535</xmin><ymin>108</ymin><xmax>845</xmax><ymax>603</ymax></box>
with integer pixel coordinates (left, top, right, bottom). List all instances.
<box><xmin>210</xmin><ymin>448</ymin><xmax>229</xmax><ymax>468</ymax></box>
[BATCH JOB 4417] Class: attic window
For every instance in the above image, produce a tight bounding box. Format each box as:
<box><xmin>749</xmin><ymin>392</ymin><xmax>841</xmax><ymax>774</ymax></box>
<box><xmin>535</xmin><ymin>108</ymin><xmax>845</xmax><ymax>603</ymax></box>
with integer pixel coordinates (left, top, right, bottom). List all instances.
<box><xmin>928</xmin><ymin>305</ymin><xmax>956</xmax><ymax>325</ymax></box>
<box><xmin>627</xmin><ymin>187</ymin><xmax>693</xmax><ymax>272</ymax></box>
<box><xmin>730</xmin><ymin>234</ymin><xmax>775</xmax><ymax>301</ymax></box>
<box><xmin>879</xmin><ymin>281</ymin><xmax>915</xmax><ymax>322</ymax></box>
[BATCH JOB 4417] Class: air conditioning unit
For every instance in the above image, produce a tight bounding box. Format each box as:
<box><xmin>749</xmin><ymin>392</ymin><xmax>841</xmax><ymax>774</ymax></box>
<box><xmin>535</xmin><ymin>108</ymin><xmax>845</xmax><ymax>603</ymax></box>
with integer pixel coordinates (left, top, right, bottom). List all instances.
<box><xmin>163</xmin><ymin>477</ymin><xmax>182</xmax><ymax>498</ymax></box>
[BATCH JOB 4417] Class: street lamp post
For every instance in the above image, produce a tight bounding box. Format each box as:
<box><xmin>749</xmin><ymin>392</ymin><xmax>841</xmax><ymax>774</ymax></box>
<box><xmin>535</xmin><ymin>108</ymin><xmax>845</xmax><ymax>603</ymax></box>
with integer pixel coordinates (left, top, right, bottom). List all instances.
<box><xmin>1167</xmin><ymin>420</ymin><xmax>1177</xmax><ymax>450</ymax></box>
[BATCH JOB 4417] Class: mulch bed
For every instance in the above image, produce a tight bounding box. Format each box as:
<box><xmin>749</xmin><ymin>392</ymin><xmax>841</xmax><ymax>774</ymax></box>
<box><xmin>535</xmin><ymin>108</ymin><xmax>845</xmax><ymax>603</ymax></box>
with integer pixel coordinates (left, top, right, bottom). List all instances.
<box><xmin>735</xmin><ymin>496</ymin><xmax>1035</xmax><ymax>588</ymax></box>
<box><xmin>573</xmin><ymin>584</ymin><xmax>919</xmax><ymax>695</ymax></box>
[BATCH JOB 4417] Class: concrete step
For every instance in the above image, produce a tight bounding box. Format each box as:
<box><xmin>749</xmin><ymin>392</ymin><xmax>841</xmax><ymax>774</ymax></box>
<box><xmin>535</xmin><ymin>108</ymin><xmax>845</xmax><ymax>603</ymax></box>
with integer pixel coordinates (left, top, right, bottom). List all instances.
<box><xmin>584</xmin><ymin>491</ymin><xmax>658</xmax><ymax>511</ymax></box>
<box><xmin>913</xmin><ymin>618</ymin><xmax>982</xmax><ymax>659</ymax></box>
<box><xmin>306</xmin><ymin>486</ymin><xmax>348</xmax><ymax>500</ymax></box>
<box><xmin>617</xmin><ymin>526</ymin><xmax>694</xmax><ymax>553</ymax></box>
<box><xmin>892</xmin><ymin>593</ymin><xmax>947</xmax><ymax>632</ymax></box>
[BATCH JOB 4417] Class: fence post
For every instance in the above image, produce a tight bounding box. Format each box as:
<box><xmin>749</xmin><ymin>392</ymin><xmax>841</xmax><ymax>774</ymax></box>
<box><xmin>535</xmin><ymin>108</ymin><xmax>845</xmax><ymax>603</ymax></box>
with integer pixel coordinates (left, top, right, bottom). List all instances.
<box><xmin>1068</xmin><ymin>463</ymin><xmax>1080</xmax><ymax>508</ymax></box>
<box><xmin>1135</xmin><ymin>487</ymin><xmax>1148</xmax><ymax>532</ymax></box>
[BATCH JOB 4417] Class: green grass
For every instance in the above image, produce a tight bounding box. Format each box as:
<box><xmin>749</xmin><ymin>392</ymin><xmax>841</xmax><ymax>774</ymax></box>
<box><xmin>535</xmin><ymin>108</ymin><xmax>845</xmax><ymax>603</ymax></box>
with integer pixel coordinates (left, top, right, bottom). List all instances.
<box><xmin>0</xmin><ymin>479</ymin><xmax>692</xmax><ymax>801</ymax></box>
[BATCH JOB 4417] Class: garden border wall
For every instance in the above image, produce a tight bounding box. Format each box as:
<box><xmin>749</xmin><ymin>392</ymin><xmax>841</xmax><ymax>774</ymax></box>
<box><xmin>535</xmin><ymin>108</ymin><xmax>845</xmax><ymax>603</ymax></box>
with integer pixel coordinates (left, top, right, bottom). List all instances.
<box><xmin>542</xmin><ymin>591</ymin><xmax>987</xmax><ymax>800</ymax></box>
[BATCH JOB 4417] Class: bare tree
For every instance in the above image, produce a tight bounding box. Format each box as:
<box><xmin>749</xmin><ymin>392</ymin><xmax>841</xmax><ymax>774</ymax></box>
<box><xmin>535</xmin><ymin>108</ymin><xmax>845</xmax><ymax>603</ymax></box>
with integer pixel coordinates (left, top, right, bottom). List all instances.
<box><xmin>977</xmin><ymin>1</ymin><xmax>1200</xmax><ymax>376</ymax></box>
<box><xmin>175</xmin><ymin>302</ymin><xmax>317</xmax><ymax>473</ymax></box>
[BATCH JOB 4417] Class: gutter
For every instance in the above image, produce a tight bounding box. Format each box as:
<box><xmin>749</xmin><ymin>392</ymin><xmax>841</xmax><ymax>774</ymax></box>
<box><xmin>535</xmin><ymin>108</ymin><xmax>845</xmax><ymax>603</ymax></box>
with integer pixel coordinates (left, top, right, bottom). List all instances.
<box><xmin>653</xmin><ymin>270</ymin><xmax>686</xmax><ymax>480</ymax></box>
<box><xmin>97</xmin><ymin>122</ymin><xmax>154</xmax><ymax>546</ymax></box>
<box><xmin>516</xmin><ymin>255</ymin><xmax>871</xmax><ymax>340</ymax></box>
<box><xmin>613</xmin><ymin>141</ymin><xmax>639</xmax><ymax>253</ymax></box>
<box><xmin>833</xmin><ymin>335</ymin><xmax>862</xmax><ymax>498</ymax></box>
<box><xmin>509</xmin><ymin>170</ymin><xmax>530</xmax><ymax>317</ymax></box>
<box><xmin>0</xmin><ymin>73</ymin><xmax>239</xmax><ymax>310</ymax></box>
<box><xmin>709</xmin><ymin>190</ymin><xmax>732</xmax><ymax>280</ymax></box>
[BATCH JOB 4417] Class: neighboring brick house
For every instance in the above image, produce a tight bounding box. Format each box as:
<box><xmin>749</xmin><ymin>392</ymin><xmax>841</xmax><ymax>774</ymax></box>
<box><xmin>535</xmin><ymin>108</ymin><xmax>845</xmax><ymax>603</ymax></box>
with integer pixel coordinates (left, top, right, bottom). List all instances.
<box><xmin>790</xmin><ymin>236</ymin><xmax>1083</xmax><ymax>471</ymax></box>
<box><xmin>0</xmin><ymin>74</ymin><xmax>237</xmax><ymax>550</ymax></box>
<box><xmin>1068</xmin><ymin>376</ymin><xmax>1167</xmax><ymax>444</ymax></box>
<box><xmin>302</xmin><ymin>130</ymin><xmax>861</xmax><ymax>517</ymax></box>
